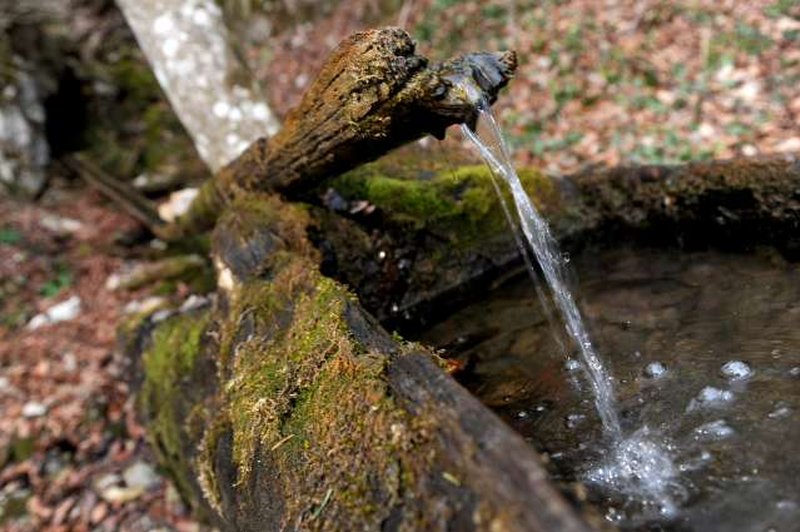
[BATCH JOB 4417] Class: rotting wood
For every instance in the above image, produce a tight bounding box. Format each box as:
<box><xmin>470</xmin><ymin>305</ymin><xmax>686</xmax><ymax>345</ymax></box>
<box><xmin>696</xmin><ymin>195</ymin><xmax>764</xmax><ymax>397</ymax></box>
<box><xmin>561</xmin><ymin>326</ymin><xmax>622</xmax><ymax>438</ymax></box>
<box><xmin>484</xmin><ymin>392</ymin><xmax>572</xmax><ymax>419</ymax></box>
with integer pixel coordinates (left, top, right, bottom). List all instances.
<box><xmin>127</xmin><ymin>192</ymin><xmax>591</xmax><ymax>531</ymax></box>
<box><xmin>124</xmin><ymin>25</ymin><xmax>800</xmax><ymax>531</ymax></box>
<box><xmin>156</xmin><ymin>27</ymin><xmax>517</xmax><ymax>239</ymax></box>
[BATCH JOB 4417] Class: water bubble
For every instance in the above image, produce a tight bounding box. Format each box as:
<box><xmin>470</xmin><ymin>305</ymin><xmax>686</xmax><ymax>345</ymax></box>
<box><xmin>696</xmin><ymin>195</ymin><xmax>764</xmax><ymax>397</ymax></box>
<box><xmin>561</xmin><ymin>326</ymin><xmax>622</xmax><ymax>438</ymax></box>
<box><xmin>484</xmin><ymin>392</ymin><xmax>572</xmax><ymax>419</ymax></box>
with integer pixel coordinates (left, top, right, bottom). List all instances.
<box><xmin>562</xmin><ymin>252</ymin><xmax>571</xmax><ymax>264</ymax></box>
<box><xmin>789</xmin><ymin>366</ymin><xmax>800</xmax><ymax>377</ymax></box>
<box><xmin>516</xmin><ymin>410</ymin><xmax>529</xmax><ymax>419</ymax></box>
<box><xmin>564</xmin><ymin>358</ymin><xmax>581</xmax><ymax>372</ymax></box>
<box><xmin>776</xmin><ymin>500</ymin><xmax>798</xmax><ymax>511</ymax></box>
<box><xmin>767</xmin><ymin>403</ymin><xmax>791</xmax><ymax>419</ymax></box>
<box><xmin>720</xmin><ymin>360</ymin><xmax>752</xmax><ymax>380</ymax></box>
<box><xmin>694</xmin><ymin>419</ymin><xmax>735</xmax><ymax>440</ymax></box>
<box><xmin>679</xmin><ymin>450</ymin><xmax>713</xmax><ymax>472</ymax></box>
<box><xmin>644</xmin><ymin>361</ymin><xmax>667</xmax><ymax>379</ymax></box>
<box><xmin>687</xmin><ymin>386</ymin><xmax>734</xmax><ymax>411</ymax></box>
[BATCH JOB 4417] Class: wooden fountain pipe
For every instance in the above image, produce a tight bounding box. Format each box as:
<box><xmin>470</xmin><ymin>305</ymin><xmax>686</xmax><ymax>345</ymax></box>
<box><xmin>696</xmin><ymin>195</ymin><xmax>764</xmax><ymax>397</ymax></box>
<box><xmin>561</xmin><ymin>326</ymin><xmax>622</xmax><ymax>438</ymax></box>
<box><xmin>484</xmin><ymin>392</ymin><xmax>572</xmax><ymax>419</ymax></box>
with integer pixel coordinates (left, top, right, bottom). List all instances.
<box><xmin>157</xmin><ymin>27</ymin><xmax>517</xmax><ymax>239</ymax></box>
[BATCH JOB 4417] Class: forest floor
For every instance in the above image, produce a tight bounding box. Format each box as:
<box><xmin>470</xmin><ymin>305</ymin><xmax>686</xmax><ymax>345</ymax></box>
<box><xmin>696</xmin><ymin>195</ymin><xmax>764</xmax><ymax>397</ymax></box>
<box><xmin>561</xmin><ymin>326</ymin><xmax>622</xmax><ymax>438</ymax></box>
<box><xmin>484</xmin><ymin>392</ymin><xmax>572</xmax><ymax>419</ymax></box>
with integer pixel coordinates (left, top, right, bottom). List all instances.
<box><xmin>0</xmin><ymin>0</ymin><xmax>798</xmax><ymax>530</ymax></box>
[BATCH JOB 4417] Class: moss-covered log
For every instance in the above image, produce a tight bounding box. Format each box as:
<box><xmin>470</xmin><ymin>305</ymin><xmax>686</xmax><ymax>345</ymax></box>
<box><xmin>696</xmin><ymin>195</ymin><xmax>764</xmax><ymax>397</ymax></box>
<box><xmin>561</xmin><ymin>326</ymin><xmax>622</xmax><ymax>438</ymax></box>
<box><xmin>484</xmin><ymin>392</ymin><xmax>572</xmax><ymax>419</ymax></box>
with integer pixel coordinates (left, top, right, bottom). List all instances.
<box><xmin>128</xmin><ymin>194</ymin><xmax>589</xmax><ymax>531</ymax></box>
<box><xmin>313</xmin><ymin>154</ymin><xmax>800</xmax><ymax>328</ymax></box>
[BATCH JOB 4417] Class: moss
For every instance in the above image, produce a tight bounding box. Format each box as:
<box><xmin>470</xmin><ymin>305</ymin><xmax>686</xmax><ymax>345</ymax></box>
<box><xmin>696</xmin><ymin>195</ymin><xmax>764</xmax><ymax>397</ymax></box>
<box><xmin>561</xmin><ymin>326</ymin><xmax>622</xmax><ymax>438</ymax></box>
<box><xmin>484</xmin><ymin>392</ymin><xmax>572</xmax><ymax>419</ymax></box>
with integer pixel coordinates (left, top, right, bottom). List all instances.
<box><xmin>223</xmin><ymin>262</ymin><xmax>352</xmax><ymax>482</ymax></box>
<box><xmin>139</xmin><ymin>310</ymin><xmax>211</xmax><ymax>502</ymax></box>
<box><xmin>329</xmin><ymin>163</ymin><xmax>559</xmax><ymax>244</ymax></box>
<box><xmin>196</xmin><ymin>243</ymin><xmax>439</xmax><ymax>528</ymax></box>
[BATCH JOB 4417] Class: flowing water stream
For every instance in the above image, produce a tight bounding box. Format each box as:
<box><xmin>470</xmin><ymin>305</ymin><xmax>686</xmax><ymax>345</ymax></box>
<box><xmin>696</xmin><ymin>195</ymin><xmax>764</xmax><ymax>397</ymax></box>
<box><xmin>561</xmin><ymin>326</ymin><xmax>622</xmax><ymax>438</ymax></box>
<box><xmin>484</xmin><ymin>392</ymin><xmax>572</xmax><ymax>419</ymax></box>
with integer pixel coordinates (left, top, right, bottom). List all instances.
<box><xmin>457</xmin><ymin>94</ymin><xmax>681</xmax><ymax>520</ymax></box>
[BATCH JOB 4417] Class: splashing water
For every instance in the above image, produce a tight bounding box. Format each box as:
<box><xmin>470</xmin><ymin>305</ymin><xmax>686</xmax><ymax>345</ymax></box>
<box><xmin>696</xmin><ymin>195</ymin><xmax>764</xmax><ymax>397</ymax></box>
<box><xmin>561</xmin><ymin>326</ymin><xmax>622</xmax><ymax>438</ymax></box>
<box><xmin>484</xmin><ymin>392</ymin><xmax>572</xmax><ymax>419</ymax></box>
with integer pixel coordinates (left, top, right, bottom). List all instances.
<box><xmin>459</xmin><ymin>99</ymin><xmax>621</xmax><ymax>437</ymax></box>
<box><xmin>458</xmin><ymin>91</ymin><xmax>679</xmax><ymax>517</ymax></box>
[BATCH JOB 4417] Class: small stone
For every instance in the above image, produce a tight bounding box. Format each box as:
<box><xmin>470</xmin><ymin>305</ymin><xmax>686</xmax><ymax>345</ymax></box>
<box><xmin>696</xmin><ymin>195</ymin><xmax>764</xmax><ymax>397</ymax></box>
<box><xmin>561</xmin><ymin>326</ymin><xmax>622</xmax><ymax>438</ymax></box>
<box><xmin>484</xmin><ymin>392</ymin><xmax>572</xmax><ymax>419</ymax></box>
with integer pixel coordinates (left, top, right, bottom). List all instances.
<box><xmin>22</xmin><ymin>401</ymin><xmax>47</xmax><ymax>418</ymax></box>
<box><xmin>123</xmin><ymin>296</ymin><xmax>167</xmax><ymax>315</ymax></box>
<box><xmin>768</xmin><ymin>403</ymin><xmax>791</xmax><ymax>419</ymax></box>
<box><xmin>741</xmin><ymin>144</ymin><xmax>758</xmax><ymax>157</ymax></box>
<box><xmin>157</xmin><ymin>188</ymin><xmax>198</xmax><ymax>223</ymax></box>
<box><xmin>93</xmin><ymin>473</ymin><xmax>122</xmax><ymax>492</ymax></box>
<box><xmin>720</xmin><ymin>360</ymin><xmax>752</xmax><ymax>380</ymax></box>
<box><xmin>565</xmin><ymin>413</ymin><xmax>586</xmax><ymax>429</ymax></box>
<box><xmin>123</xmin><ymin>461</ymin><xmax>160</xmax><ymax>491</ymax></box>
<box><xmin>90</xmin><ymin>502</ymin><xmax>108</xmax><ymax>524</ymax></box>
<box><xmin>775</xmin><ymin>137</ymin><xmax>800</xmax><ymax>153</ymax></box>
<box><xmin>62</xmin><ymin>352</ymin><xmax>77</xmax><ymax>372</ymax></box>
<box><xmin>39</xmin><ymin>214</ymin><xmax>83</xmax><ymax>235</ymax></box>
<box><xmin>27</xmin><ymin>296</ymin><xmax>81</xmax><ymax>330</ymax></box>
<box><xmin>179</xmin><ymin>294</ymin><xmax>208</xmax><ymax>313</ymax></box>
<box><xmin>151</xmin><ymin>309</ymin><xmax>173</xmax><ymax>323</ymax></box>
<box><xmin>100</xmin><ymin>485</ymin><xmax>145</xmax><ymax>504</ymax></box>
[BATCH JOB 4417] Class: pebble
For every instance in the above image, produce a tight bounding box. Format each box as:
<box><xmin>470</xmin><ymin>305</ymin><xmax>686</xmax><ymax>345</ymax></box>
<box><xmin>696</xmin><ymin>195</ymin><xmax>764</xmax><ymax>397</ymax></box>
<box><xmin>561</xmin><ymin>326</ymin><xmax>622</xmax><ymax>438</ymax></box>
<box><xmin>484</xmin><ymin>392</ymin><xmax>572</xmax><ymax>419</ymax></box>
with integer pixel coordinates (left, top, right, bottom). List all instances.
<box><xmin>90</xmin><ymin>501</ymin><xmax>108</xmax><ymax>524</ymax></box>
<box><xmin>123</xmin><ymin>296</ymin><xmax>167</xmax><ymax>315</ymax></box>
<box><xmin>565</xmin><ymin>413</ymin><xmax>586</xmax><ymax>429</ymax></box>
<box><xmin>22</xmin><ymin>401</ymin><xmax>47</xmax><ymax>418</ymax></box>
<box><xmin>100</xmin><ymin>485</ymin><xmax>145</xmax><ymax>504</ymax></box>
<box><xmin>157</xmin><ymin>188</ymin><xmax>198</xmax><ymax>223</ymax></box>
<box><xmin>123</xmin><ymin>461</ymin><xmax>160</xmax><ymax>491</ymax></box>
<box><xmin>39</xmin><ymin>214</ymin><xmax>83</xmax><ymax>235</ymax></box>
<box><xmin>768</xmin><ymin>404</ymin><xmax>792</xmax><ymax>419</ymax></box>
<box><xmin>179</xmin><ymin>294</ymin><xmax>208</xmax><ymax>313</ymax></box>
<box><xmin>93</xmin><ymin>473</ymin><xmax>122</xmax><ymax>492</ymax></box>
<box><xmin>27</xmin><ymin>296</ymin><xmax>82</xmax><ymax>330</ymax></box>
<box><xmin>720</xmin><ymin>360</ymin><xmax>752</xmax><ymax>380</ymax></box>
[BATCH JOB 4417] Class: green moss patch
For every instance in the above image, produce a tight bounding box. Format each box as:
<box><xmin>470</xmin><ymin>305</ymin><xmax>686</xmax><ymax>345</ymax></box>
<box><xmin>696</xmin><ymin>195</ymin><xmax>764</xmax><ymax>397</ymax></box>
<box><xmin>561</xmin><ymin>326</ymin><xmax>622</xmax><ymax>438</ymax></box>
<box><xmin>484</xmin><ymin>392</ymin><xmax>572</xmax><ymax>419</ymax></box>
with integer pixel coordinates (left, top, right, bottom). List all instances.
<box><xmin>330</xmin><ymin>163</ymin><xmax>559</xmax><ymax>244</ymax></box>
<box><xmin>139</xmin><ymin>311</ymin><xmax>211</xmax><ymax>501</ymax></box>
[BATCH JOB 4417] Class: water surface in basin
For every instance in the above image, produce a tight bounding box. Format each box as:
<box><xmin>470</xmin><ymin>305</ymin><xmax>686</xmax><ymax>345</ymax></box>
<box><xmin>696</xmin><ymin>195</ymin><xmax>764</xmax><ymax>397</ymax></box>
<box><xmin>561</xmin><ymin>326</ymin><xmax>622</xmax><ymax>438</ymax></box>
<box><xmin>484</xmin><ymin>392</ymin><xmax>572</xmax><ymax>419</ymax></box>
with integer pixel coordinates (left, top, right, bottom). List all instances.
<box><xmin>421</xmin><ymin>247</ymin><xmax>800</xmax><ymax>530</ymax></box>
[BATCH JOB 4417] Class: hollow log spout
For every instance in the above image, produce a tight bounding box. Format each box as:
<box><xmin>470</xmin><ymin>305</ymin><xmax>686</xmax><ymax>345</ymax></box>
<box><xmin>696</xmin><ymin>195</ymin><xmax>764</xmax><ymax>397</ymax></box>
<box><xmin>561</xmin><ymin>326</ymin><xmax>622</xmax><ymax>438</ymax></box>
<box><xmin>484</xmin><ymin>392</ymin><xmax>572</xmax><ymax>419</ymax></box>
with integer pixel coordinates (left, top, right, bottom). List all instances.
<box><xmin>159</xmin><ymin>27</ymin><xmax>517</xmax><ymax>238</ymax></box>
